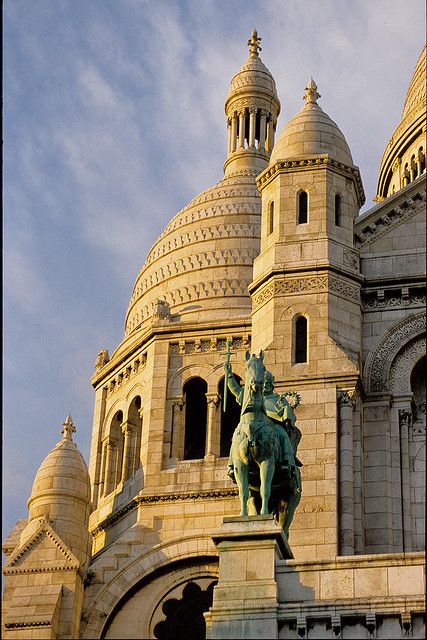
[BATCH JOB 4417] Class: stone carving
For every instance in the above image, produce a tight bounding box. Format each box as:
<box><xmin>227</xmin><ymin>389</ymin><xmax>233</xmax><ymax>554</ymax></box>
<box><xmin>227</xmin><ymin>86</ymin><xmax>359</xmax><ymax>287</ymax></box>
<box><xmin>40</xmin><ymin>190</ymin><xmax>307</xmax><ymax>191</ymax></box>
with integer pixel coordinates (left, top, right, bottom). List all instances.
<box><xmin>329</xmin><ymin>275</ymin><xmax>360</xmax><ymax>301</ymax></box>
<box><xmin>363</xmin><ymin>288</ymin><xmax>425</xmax><ymax>310</ymax></box>
<box><xmin>225</xmin><ymin>351</ymin><xmax>301</xmax><ymax>536</ymax></box>
<box><xmin>252</xmin><ymin>275</ymin><xmax>329</xmax><ymax>311</ymax></box>
<box><xmin>389</xmin><ymin>336</ymin><xmax>426</xmax><ymax>394</ymax></box>
<box><xmin>343</xmin><ymin>248</ymin><xmax>360</xmax><ymax>271</ymax></box>
<box><xmin>95</xmin><ymin>349</ymin><xmax>110</xmax><ymax>371</ymax></box>
<box><xmin>366</xmin><ymin>312</ymin><xmax>426</xmax><ymax>392</ymax></box>
<box><xmin>153</xmin><ymin>299</ymin><xmax>170</xmax><ymax>321</ymax></box>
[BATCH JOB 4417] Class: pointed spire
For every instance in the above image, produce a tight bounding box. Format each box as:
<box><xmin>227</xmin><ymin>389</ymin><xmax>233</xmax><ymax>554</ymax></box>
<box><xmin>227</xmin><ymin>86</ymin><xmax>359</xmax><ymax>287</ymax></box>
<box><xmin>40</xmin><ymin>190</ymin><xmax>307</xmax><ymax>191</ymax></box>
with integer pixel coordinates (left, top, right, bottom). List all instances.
<box><xmin>61</xmin><ymin>415</ymin><xmax>76</xmax><ymax>441</ymax></box>
<box><xmin>247</xmin><ymin>29</ymin><xmax>262</xmax><ymax>57</ymax></box>
<box><xmin>303</xmin><ymin>78</ymin><xmax>321</xmax><ymax>104</ymax></box>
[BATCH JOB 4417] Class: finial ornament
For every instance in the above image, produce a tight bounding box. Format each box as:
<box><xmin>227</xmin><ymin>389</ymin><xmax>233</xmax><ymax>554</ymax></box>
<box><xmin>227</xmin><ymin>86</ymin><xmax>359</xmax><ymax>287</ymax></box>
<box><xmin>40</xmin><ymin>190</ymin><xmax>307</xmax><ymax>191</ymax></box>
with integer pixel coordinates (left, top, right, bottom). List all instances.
<box><xmin>247</xmin><ymin>29</ymin><xmax>262</xmax><ymax>57</ymax></box>
<box><xmin>303</xmin><ymin>78</ymin><xmax>321</xmax><ymax>104</ymax></box>
<box><xmin>61</xmin><ymin>415</ymin><xmax>76</xmax><ymax>441</ymax></box>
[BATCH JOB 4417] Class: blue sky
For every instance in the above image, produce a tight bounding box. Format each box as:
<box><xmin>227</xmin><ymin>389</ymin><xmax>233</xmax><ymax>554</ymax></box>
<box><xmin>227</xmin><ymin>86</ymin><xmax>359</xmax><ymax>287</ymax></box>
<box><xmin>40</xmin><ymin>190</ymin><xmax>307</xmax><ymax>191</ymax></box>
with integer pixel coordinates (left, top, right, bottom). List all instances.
<box><xmin>3</xmin><ymin>0</ymin><xmax>426</xmax><ymax>542</ymax></box>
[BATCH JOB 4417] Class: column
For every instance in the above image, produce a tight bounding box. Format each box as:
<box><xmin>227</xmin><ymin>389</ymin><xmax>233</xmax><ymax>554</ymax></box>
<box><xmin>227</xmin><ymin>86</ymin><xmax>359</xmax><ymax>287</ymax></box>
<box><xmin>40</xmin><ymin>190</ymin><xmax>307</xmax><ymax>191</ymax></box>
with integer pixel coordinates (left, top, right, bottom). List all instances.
<box><xmin>399</xmin><ymin>408</ymin><xmax>413</xmax><ymax>551</ymax></box>
<box><xmin>227</xmin><ymin>117</ymin><xmax>232</xmax><ymax>154</ymax></box>
<box><xmin>266</xmin><ymin>118</ymin><xmax>274</xmax><ymax>152</ymax></box>
<box><xmin>103</xmin><ymin>438</ymin><xmax>116</xmax><ymax>496</ymax></box>
<box><xmin>259</xmin><ymin>110</ymin><xmax>267</xmax><ymax>150</ymax></box>
<box><xmin>205</xmin><ymin>393</ymin><xmax>220</xmax><ymax>462</ymax></box>
<box><xmin>120</xmin><ymin>420</ymin><xmax>135</xmax><ymax>483</ymax></box>
<box><xmin>238</xmin><ymin>111</ymin><xmax>245</xmax><ymax>149</ymax></box>
<box><xmin>170</xmin><ymin>398</ymin><xmax>184</xmax><ymax>460</ymax></box>
<box><xmin>337</xmin><ymin>389</ymin><xmax>356</xmax><ymax>555</ymax></box>
<box><xmin>230</xmin><ymin>115</ymin><xmax>237</xmax><ymax>152</ymax></box>
<box><xmin>248</xmin><ymin>108</ymin><xmax>256</xmax><ymax>147</ymax></box>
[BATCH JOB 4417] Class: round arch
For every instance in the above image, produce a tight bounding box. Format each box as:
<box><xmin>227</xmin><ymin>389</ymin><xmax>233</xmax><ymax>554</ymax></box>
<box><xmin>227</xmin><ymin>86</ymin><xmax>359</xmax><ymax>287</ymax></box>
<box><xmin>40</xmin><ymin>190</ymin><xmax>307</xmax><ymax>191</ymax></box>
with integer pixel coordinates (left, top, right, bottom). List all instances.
<box><xmin>364</xmin><ymin>312</ymin><xmax>426</xmax><ymax>392</ymax></box>
<box><xmin>82</xmin><ymin>534</ymin><xmax>218</xmax><ymax>639</ymax></box>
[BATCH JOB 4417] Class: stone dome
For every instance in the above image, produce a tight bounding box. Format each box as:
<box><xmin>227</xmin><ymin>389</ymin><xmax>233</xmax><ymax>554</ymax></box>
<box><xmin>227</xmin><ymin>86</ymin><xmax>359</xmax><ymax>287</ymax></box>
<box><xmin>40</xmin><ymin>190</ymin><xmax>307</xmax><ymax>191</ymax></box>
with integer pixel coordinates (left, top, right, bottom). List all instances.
<box><xmin>270</xmin><ymin>79</ymin><xmax>354</xmax><ymax>166</ymax></box>
<box><xmin>376</xmin><ymin>45</ymin><xmax>426</xmax><ymax>200</ymax></box>
<box><xmin>228</xmin><ymin>50</ymin><xmax>278</xmax><ymax>99</ymax></box>
<box><xmin>125</xmin><ymin>168</ymin><xmax>261</xmax><ymax>337</ymax></box>
<box><xmin>402</xmin><ymin>44</ymin><xmax>426</xmax><ymax>121</ymax></box>
<box><xmin>28</xmin><ymin>416</ymin><xmax>91</xmax><ymax>514</ymax></box>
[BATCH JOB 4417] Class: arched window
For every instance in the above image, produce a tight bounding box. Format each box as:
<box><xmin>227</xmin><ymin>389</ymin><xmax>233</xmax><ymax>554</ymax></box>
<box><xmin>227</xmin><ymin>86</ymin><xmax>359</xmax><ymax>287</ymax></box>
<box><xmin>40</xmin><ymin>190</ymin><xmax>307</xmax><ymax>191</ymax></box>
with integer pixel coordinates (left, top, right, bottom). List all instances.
<box><xmin>298</xmin><ymin>190</ymin><xmax>308</xmax><ymax>224</ymax></box>
<box><xmin>103</xmin><ymin>410</ymin><xmax>124</xmax><ymax>496</ymax></box>
<box><xmin>294</xmin><ymin>316</ymin><xmax>308</xmax><ymax>363</ymax></box>
<box><xmin>218</xmin><ymin>374</ymin><xmax>242</xmax><ymax>457</ymax></box>
<box><xmin>268</xmin><ymin>201</ymin><xmax>274</xmax><ymax>235</ymax></box>
<box><xmin>183</xmin><ymin>377</ymin><xmax>208</xmax><ymax>460</ymax></box>
<box><xmin>335</xmin><ymin>194</ymin><xmax>342</xmax><ymax>227</ymax></box>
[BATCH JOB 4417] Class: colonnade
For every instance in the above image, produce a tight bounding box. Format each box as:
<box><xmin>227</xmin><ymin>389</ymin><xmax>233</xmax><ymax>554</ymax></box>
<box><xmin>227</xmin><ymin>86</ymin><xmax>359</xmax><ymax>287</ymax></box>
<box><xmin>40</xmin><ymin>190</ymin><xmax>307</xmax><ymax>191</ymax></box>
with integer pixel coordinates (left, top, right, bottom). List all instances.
<box><xmin>227</xmin><ymin>108</ymin><xmax>276</xmax><ymax>154</ymax></box>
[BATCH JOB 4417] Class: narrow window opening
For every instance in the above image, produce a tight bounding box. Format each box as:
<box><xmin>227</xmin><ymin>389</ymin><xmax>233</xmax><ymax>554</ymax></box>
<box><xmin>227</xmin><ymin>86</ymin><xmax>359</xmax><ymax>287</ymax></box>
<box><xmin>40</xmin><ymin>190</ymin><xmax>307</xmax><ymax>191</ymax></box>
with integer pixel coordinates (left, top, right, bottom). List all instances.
<box><xmin>183</xmin><ymin>377</ymin><xmax>208</xmax><ymax>460</ymax></box>
<box><xmin>269</xmin><ymin>201</ymin><xmax>274</xmax><ymax>234</ymax></box>
<box><xmin>335</xmin><ymin>194</ymin><xmax>342</xmax><ymax>226</ymax></box>
<box><xmin>298</xmin><ymin>191</ymin><xmax>308</xmax><ymax>224</ymax></box>
<box><xmin>295</xmin><ymin>316</ymin><xmax>308</xmax><ymax>363</ymax></box>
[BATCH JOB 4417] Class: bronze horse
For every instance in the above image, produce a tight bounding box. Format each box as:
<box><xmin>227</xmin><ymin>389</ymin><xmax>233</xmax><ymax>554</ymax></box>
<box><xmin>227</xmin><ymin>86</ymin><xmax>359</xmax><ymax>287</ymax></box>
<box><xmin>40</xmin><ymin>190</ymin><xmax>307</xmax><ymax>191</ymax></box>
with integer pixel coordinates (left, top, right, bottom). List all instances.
<box><xmin>229</xmin><ymin>351</ymin><xmax>301</xmax><ymax>536</ymax></box>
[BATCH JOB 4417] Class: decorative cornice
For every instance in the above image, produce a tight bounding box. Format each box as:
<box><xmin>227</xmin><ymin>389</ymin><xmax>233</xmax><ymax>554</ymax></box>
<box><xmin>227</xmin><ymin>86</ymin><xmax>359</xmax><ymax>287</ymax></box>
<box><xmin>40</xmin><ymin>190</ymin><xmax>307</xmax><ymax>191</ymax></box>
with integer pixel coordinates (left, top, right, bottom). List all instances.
<box><xmin>256</xmin><ymin>156</ymin><xmax>365</xmax><ymax>207</ymax></box>
<box><xmin>251</xmin><ymin>273</ymin><xmax>360</xmax><ymax>312</ymax></box>
<box><xmin>90</xmin><ymin>488</ymin><xmax>238</xmax><ymax>536</ymax></box>
<box><xmin>5</xmin><ymin>621</ymin><xmax>52</xmax><ymax>629</ymax></box>
<box><xmin>355</xmin><ymin>180</ymin><xmax>426</xmax><ymax>247</ymax></box>
<box><xmin>362</xmin><ymin>287</ymin><xmax>426</xmax><ymax>311</ymax></box>
<box><xmin>169</xmin><ymin>335</ymin><xmax>250</xmax><ymax>356</ymax></box>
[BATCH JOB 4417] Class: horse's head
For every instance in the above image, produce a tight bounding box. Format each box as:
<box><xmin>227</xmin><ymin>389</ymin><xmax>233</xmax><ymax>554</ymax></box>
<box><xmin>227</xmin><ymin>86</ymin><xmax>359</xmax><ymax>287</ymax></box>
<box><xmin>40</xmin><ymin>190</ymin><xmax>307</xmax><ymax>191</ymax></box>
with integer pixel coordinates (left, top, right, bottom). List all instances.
<box><xmin>244</xmin><ymin>350</ymin><xmax>266</xmax><ymax>399</ymax></box>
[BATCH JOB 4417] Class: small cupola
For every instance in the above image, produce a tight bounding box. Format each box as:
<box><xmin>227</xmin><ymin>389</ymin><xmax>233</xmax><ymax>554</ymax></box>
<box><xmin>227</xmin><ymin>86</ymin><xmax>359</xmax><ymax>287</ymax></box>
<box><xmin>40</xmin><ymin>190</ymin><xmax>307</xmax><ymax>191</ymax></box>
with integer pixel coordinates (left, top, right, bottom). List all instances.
<box><xmin>224</xmin><ymin>29</ymin><xmax>281</xmax><ymax>176</ymax></box>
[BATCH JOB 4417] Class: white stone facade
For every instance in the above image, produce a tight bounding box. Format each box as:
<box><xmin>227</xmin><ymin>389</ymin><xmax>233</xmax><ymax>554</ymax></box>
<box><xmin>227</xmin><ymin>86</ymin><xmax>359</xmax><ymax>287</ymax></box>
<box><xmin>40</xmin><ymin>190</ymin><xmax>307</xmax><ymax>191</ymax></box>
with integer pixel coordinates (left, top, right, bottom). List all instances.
<box><xmin>3</xmin><ymin>33</ymin><xmax>426</xmax><ymax>640</ymax></box>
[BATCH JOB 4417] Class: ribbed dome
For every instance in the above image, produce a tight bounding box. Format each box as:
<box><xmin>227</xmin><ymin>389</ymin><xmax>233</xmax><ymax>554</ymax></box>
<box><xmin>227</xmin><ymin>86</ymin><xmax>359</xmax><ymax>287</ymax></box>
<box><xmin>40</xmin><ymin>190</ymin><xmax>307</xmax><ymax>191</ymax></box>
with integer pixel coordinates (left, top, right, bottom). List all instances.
<box><xmin>28</xmin><ymin>417</ymin><xmax>91</xmax><ymax>511</ymax></box>
<box><xmin>125</xmin><ymin>168</ymin><xmax>261</xmax><ymax>336</ymax></box>
<box><xmin>270</xmin><ymin>80</ymin><xmax>353</xmax><ymax>166</ymax></box>
<box><xmin>402</xmin><ymin>44</ymin><xmax>426</xmax><ymax>120</ymax></box>
<box><xmin>376</xmin><ymin>45</ymin><xmax>426</xmax><ymax>200</ymax></box>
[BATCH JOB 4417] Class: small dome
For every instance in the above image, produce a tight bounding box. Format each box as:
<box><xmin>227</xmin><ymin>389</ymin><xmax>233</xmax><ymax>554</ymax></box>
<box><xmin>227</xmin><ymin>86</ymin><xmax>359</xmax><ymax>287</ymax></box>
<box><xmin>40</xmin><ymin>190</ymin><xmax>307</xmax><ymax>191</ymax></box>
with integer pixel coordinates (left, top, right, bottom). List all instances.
<box><xmin>227</xmin><ymin>30</ymin><xmax>278</xmax><ymax>102</ymax></box>
<box><xmin>270</xmin><ymin>79</ymin><xmax>354</xmax><ymax>166</ymax></box>
<box><xmin>28</xmin><ymin>416</ymin><xmax>91</xmax><ymax>512</ymax></box>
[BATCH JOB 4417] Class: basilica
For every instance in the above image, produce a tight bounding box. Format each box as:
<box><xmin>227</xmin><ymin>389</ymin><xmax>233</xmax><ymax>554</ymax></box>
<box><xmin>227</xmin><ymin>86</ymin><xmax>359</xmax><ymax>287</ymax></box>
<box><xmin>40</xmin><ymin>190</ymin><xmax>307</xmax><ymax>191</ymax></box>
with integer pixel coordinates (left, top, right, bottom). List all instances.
<box><xmin>2</xmin><ymin>31</ymin><xmax>426</xmax><ymax>640</ymax></box>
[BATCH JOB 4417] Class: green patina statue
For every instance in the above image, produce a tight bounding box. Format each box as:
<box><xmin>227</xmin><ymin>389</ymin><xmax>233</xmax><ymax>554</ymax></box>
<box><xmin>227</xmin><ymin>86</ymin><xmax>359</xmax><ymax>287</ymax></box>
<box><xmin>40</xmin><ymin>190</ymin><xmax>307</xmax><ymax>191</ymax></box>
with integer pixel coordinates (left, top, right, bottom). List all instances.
<box><xmin>225</xmin><ymin>351</ymin><xmax>302</xmax><ymax>536</ymax></box>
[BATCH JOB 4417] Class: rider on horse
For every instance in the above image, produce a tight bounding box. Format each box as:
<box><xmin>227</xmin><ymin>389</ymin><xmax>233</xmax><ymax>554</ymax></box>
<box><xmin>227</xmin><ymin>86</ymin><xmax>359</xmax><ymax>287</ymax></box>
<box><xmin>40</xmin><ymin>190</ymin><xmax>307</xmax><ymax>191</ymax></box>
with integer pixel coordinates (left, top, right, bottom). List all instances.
<box><xmin>225</xmin><ymin>362</ymin><xmax>302</xmax><ymax>481</ymax></box>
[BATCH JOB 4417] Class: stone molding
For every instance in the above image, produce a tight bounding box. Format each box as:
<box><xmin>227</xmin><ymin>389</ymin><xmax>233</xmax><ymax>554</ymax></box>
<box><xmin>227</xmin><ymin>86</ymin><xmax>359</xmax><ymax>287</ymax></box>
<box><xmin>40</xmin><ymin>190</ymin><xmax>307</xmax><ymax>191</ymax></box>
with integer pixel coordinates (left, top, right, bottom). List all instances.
<box><xmin>362</xmin><ymin>287</ymin><xmax>426</xmax><ymax>311</ymax></box>
<box><xmin>251</xmin><ymin>273</ymin><xmax>359</xmax><ymax>312</ymax></box>
<box><xmin>90</xmin><ymin>489</ymin><xmax>239</xmax><ymax>536</ymax></box>
<box><xmin>364</xmin><ymin>311</ymin><xmax>426</xmax><ymax>392</ymax></box>
<box><xmin>256</xmin><ymin>155</ymin><xmax>365</xmax><ymax>206</ymax></box>
<box><xmin>169</xmin><ymin>335</ymin><xmax>250</xmax><ymax>356</ymax></box>
<box><xmin>102</xmin><ymin>352</ymin><xmax>147</xmax><ymax>398</ymax></box>
<box><xmin>4</xmin><ymin>519</ymin><xmax>81</xmax><ymax>576</ymax></box>
<box><xmin>355</xmin><ymin>184</ymin><xmax>426</xmax><ymax>247</ymax></box>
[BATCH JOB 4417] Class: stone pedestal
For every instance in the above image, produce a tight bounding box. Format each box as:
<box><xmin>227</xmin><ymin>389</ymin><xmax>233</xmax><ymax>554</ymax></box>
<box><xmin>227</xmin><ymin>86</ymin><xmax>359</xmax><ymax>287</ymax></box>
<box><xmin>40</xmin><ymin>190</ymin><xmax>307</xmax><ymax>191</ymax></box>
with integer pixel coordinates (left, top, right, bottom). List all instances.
<box><xmin>206</xmin><ymin>515</ymin><xmax>293</xmax><ymax>640</ymax></box>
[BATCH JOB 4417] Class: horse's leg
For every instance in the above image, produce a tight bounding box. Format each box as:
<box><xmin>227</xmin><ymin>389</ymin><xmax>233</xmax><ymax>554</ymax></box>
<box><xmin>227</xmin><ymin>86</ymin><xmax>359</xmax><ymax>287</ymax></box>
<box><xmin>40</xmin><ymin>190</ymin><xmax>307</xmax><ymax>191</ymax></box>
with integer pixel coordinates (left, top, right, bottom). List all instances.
<box><xmin>248</xmin><ymin>490</ymin><xmax>258</xmax><ymax>516</ymax></box>
<box><xmin>282</xmin><ymin>487</ymin><xmax>302</xmax><ymax>537</ymax></box>
<box><xmin>259</xmin><ymin>459</ymin><xmax>275</xmax><ymax>515</ymax></box>
<box><xmin>234</xmin><ymin>459</ymin><xmax>249</xmax><ymax>517</ymax></box>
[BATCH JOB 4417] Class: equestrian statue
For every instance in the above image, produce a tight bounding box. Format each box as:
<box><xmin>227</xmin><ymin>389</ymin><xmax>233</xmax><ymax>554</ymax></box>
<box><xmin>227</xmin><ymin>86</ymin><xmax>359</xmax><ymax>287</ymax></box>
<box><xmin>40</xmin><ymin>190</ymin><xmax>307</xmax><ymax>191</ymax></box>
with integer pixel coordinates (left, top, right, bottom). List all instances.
<box><xmin>225</xmin><ymin>350</ymin><xmax>302</xmax><ymax>537</ymax></box>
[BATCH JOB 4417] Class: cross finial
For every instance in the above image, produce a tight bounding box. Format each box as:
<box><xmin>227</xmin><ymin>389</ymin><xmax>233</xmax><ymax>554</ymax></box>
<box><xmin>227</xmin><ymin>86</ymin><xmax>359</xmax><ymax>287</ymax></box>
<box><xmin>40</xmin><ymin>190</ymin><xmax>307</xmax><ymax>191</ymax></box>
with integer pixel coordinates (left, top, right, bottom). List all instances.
<box><xmin>303</xmin><ymin>78</ymin><xmax>321</xmax><ymax>104</ymax></box>
<box><xmin>247</xmin><ymin>29</ymin><xmax>262</xmax><ymax>57</ymax></box>
<box><xmin>61</xmin><ymin>415</ymin><xmax>76</xmax><ymax>441</ymax></box>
